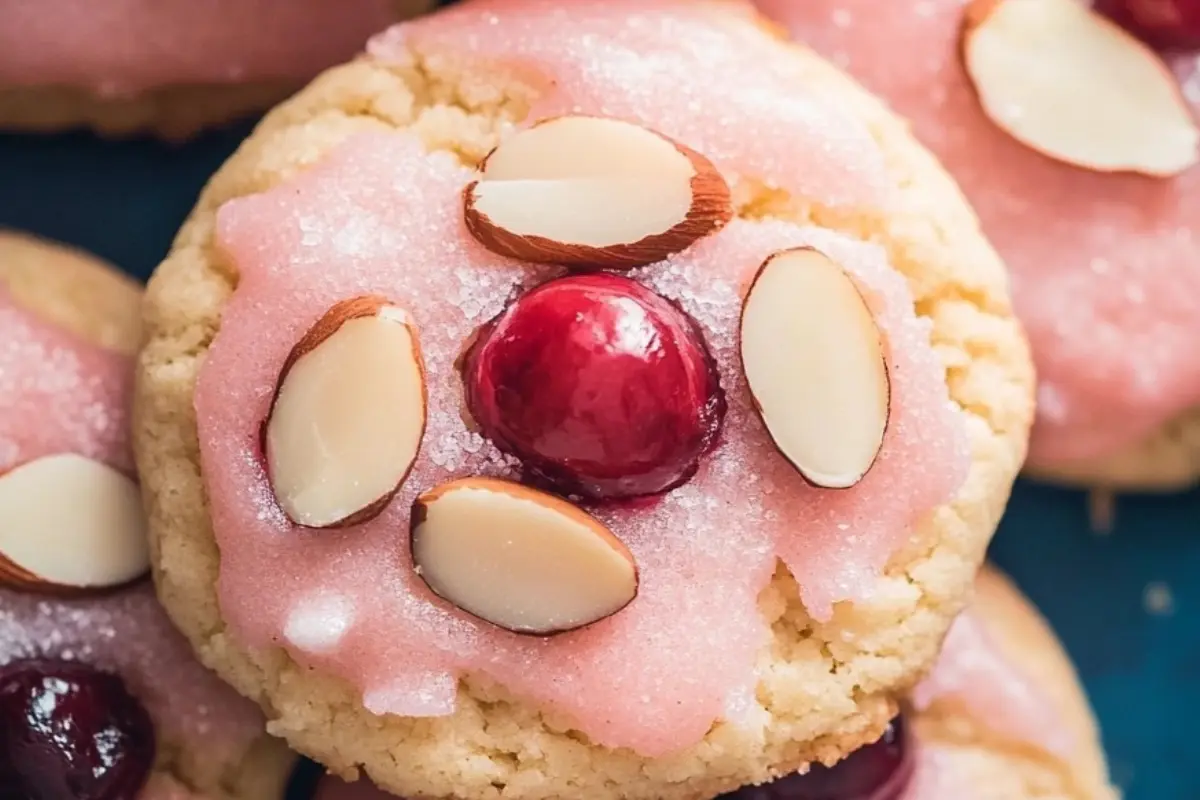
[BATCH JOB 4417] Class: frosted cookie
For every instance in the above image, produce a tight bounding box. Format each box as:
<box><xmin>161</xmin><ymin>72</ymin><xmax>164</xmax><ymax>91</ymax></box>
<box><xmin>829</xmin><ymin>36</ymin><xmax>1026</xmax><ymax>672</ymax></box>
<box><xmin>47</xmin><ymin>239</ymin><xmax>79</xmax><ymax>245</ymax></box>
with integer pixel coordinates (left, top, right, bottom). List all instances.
<box><xmin>0</xmin><ymin>0</ymin><xmax>432</xmax><ymax>139</ymax></box>
<box><xmin>133</xmin><ymin>1</ymin><xmax>1033</xmax><ymax>798</ymax></box>
<box><xmin>759</xmin><ymin>0</ymin><xmax>1200</xmax><ymax>490</ymax></box>
<box><xmin>0</xmin><ymin>232</ymin><xmax>293</xmax><ymax>799</ymax></box>
<box><xmin>311</xmin><ymin>567</ymin><xmax>1116</xmax><ymax>800</ymax></box>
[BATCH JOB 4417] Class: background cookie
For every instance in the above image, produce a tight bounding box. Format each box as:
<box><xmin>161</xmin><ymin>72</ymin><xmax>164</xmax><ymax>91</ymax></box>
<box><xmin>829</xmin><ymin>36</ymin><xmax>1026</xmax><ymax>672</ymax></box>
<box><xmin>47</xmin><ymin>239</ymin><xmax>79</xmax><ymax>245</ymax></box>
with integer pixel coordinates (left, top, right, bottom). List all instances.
<box><xmin>0</xmin><ymin>0</ymin><xmax>433</xmax><ymax>139</ymax></box>
<box><xmin>0</xmin><ymin>231</ymin><xmax>295</xmax><ymax>799</ymax></box>
<box><xmin>902</xmin><ymin>567</ymin><xmax>1116</xmax><ymax>800</ymax></box>
<box><xmin>134</xmin><ymin>2</ymin><xmax>1033</xmax><ymax>799</ymax></box>
<box><xmin>758</xmin><ymin>0</ymin><xmax>1200</xmax><ymax>492</ymax></box>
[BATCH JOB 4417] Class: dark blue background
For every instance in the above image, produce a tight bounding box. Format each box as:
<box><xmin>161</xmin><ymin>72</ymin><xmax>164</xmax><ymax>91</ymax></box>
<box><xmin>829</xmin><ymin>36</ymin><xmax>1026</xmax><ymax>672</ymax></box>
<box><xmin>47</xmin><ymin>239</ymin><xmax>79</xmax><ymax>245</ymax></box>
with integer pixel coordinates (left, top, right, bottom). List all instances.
<box><xmin>1</xmin><ymin>124</ymin><xmax>1196</xmax><ymax>800</ymax></box>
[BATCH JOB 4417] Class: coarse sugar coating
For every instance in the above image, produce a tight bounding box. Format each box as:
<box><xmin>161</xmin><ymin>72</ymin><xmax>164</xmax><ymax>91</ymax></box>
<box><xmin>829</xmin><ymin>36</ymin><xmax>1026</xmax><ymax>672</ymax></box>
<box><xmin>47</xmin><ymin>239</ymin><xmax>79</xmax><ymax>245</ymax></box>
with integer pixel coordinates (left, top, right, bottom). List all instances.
<box><xmin>133</xmin><ymin>1</ymin><xmax>1033</xmax><ymax>798</ymax></box>
<box><xmin>0</xmin><ymin>231</ymin><xmax>294</xmax><ymax>800</ymax></box>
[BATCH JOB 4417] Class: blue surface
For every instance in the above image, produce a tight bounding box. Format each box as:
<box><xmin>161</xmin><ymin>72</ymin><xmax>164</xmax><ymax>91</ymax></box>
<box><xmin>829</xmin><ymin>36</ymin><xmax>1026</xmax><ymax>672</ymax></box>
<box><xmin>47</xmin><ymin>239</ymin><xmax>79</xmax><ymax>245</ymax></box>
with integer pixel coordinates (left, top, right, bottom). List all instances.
<box><xmin>1</xmin><ymin>124</ymin><xmax>1197</xmax><ymax>800</ymax></box>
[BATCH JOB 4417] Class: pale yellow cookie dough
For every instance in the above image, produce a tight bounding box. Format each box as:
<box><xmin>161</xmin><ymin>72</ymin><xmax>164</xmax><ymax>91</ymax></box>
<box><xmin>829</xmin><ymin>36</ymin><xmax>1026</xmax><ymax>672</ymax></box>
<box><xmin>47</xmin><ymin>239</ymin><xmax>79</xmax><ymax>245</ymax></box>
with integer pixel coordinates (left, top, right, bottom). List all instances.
<box><xmin>0</xmin><ymin>0</ymin><xmax>433</xmax><ymax>140</ymax></box>
<box><xmin>133</xmin><ymin>3</ymin><xmax>1034</xmax><ymax>799</ymax></box>
<box><xmin>0</xmin><ymin>230</ymin><xmax>295</xmax><ymax>800</ymax></box>
<box><xmin>913</xmin><ymin>567</ymin><xmax>1117</xmax><ymax>800</ymax></box>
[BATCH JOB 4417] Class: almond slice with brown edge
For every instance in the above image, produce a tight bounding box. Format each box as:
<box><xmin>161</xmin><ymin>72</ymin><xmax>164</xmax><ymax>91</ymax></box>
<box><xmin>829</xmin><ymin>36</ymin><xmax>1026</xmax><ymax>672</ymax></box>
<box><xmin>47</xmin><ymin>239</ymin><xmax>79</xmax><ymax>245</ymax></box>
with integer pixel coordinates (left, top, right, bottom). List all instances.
<box><xmin>411</xmin><ymin>477</ymin><xmax>638</xmax><ymax>635</ymax></box>
<box><xmin>962</xmin><ymin>0</ymin><xmax>1199</xmax><ymax>176</ymax></box>
<box><xmin>266</xmin><ymin>296</ymin><xmax>427</xmax><ymax>529</ymax></box>
<box><xmin>740</xmin><ymin>248</ymin><xmax>890</xmax><ymax>489</ymax></box>
<box><xmin>0</xmin><ymin>454</ymin><xmax>148</xmax><ymax>593</ymax></box>
<box><xmin>464</xmin><ymin>115</ymin><xmax>732</xmax><ymax>270</ymax></box>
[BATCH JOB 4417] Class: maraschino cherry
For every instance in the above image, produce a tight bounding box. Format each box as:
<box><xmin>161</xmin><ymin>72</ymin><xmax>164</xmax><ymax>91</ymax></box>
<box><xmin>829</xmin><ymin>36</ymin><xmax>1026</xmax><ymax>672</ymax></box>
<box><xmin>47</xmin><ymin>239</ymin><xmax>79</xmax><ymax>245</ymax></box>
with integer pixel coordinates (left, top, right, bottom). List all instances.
<box><xmin>1095</xmin><ymin>0</ymin><xmax>1200</xmax><ymax>49</ymax></box>
<box><xmin>0</xmin><ymin>658</ymin><xmax>155</xmax><ymax>800</ymax></box>
<box><xmin>718</xmin><ymin>717</ymin><xmax>913</xmax><ymax>800</ymax></box>
<box><xmin>463</xmin><ymin>273</ymin><xmax>725</xmax><ymax>501</ymax></box>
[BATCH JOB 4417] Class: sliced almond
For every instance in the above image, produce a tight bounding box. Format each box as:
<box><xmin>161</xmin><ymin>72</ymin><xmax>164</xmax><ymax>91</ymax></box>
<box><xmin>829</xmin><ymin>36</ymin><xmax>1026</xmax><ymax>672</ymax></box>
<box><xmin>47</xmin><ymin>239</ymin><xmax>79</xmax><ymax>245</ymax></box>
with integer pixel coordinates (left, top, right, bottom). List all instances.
<box><xmin>962</xmin><ymin>0</ymin><xmax>1199</xmax><ymax>176</ymax></box>
<box><xmin>740</xmin><ymin>248</ymin><xmax>890</xmax><ymax>489</ymax></box>
<box><xmin>0</xmin><ymin>454</ymin><xmax>148</xmax><ymax>593</ymax></box>
<box><xmin>464</xmin><ymin>115</ymin><xmax>732</xmax><ymax>270</ymax></box>
<box><xmin>411</xmin><ymin>477</ymin><xmax>638</xmax><ymax>635</ymax></box>
<box><xmin>266</xmin><ymin>296</ymin><xmax>426</xmax><ymax>529</ymax></box>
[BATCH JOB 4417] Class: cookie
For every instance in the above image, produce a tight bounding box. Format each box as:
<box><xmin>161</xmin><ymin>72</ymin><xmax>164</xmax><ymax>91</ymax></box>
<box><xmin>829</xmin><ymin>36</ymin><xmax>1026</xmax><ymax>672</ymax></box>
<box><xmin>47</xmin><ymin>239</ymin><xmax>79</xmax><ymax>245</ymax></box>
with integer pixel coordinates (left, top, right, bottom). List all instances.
<box><xmin>0</xmin><ymin>231</ymin><xmax>294</xmax><ymax>799</ymax></box>
<box><xmin>133</xmin><ymin>1</ymin><xmax>1033</xmax><ymax>798</ymax></box>
<box><xmin>312</xmin><ymin>567</ymin><xmax>1116</xmax><ymax>800</ymax></box>
<box><xmin>759</xmin><ymin>0</ymin><xmax>1200</xmax><ymax>490</ymax></box>
<box><xmin>0</xmin><ymin>0</ymin><xmax>433</xmax><ymax>139</ymax></box>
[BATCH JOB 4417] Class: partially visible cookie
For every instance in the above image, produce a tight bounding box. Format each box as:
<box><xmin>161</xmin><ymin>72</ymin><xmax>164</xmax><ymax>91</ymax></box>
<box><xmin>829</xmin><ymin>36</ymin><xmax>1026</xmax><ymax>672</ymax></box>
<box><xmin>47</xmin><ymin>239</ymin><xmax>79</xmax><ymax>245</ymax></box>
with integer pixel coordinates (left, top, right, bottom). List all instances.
<box><xmin>0</xmin><ymin>0</ymin><xmax>433</xmax><ymax>139</ymax></box>
<box><xmin>312</xmin><ymin>566</ymin><xmax>1116</xmax><ymax>800</ymax></box>
<box><xmin>759</xmin><ymin>0</ymin><xmax>1200</xmax><ymax>491</ymax></box>
<box><xmin>0</xmin><ymin>232</ymin><xmax>294</xmax><ymax>799</ymax></box>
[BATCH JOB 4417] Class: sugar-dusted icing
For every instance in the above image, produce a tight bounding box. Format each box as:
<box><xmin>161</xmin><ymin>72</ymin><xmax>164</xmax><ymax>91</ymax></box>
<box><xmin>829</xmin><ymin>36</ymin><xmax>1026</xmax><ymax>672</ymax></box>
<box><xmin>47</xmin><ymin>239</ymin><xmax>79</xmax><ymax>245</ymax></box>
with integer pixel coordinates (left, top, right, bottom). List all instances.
<box><xmin>198</xmin><ymin>0</ymin><xmax>967</xmax><ymax>758</ymax></box>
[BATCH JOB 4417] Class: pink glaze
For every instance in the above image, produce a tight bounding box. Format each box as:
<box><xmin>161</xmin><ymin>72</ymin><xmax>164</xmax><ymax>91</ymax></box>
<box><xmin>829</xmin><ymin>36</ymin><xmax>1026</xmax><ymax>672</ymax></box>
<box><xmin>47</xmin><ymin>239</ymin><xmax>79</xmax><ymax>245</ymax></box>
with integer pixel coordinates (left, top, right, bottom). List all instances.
<box><xmin>0</xmin><ymin>0</ymin><xmax>399</xmax><ymax>96</ymax></box>
<box><xmin>0</xmin><ymin>293</ymin><xmax>133</xmax><ymax>476</ymax></box>
<box><xmin>202</xmin><ymin>114</ymin><xmax>964</xmax><ymax>760</ymax></box>
<box><xmin>0</xmin><ymin>290</ymin><xmax>266</xmax><ymax>778</ymax></box>
<box><xmin>370</xmin><ymin>0</ymin><xmax>891</xmax><ymax>210</ymax></box>
<box><xmin>900</xmin><ymin>742</ymin><xmax>982</xmax><ymax>800</ymax></box>
<box><xmin>759</xmin><ymin>0</ymin><xmax>1200</xmax><ymax>466</ymax></box>
<box><xmin>200</xmin><ymin>0</ymin><xmax>967</xmax><ymax>756</ymax></box>
<box><xmin>913</xmin><ymin>609</ymin><xmax>1073</xmax><ymax>758</ymax></box>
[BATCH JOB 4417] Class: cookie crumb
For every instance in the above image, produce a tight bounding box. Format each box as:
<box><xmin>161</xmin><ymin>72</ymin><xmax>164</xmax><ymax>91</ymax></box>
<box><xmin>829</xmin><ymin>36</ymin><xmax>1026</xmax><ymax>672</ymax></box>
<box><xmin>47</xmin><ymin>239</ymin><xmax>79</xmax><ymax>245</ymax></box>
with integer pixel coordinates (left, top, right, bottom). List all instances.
<box><xmin>1143</xmin><ymin>582</ymin><xmax>1174</xmax><ymax>616</ymax></box>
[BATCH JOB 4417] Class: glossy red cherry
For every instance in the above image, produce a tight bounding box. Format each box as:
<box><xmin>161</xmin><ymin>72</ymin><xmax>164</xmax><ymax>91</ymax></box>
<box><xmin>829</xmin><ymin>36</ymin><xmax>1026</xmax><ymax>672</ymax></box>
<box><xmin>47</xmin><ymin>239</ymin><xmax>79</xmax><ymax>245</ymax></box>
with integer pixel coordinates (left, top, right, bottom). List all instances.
<box><xmin>1094</xmin><ymin>0</ymin><xmax>1200</xmax><ymax>49</ymax></box>
<box><xmin>463</xmin><ymin>273</ymin><xmax>725</xmax><ymax>501</ymax></box>
<box><xmin>0</xmin><ymin>658</ymin><xmax>155</xmax><ymax>800</ymax></box>
<box><xmin>718</xmin><ymin>717</ymin><xmax>913</xmax><ymax>800</ymax></box>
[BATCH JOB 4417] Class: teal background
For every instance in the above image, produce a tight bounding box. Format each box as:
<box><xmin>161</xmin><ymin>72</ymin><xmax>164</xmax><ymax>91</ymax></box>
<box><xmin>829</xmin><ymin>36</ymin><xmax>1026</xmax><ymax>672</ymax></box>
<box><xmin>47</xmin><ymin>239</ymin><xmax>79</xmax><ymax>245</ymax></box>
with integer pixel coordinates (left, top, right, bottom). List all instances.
<box><xmin>0</xmin><ymin>124</ymin><xmax>1196</xmax><ymax>800</ymax></box>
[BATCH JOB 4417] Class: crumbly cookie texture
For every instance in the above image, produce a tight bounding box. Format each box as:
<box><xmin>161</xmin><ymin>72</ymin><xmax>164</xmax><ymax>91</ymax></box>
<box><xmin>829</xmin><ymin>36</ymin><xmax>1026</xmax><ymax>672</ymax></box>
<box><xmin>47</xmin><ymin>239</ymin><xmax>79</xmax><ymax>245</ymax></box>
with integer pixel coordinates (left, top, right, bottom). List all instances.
<box><xmin>0</xmin><ymin>0</ymin><xmax>433</xmax><ymax>139</ymax></box>
<box><xmin>918</xmin><ymin>568</ymin><xmax>1117</xmax><ymax>800</ymax></box>
<box><xmin>0</xmin><ymin>231</ymin><xmax>295</xmax><ymax>800</ymax></box>
<box><xmin>1026</xmin><ymin>410</ymin><xmax>1200</xmax><ymax>492</ymax></box>
<box><xmin>133</xmin><ymin>5</ymin><xmax>1033</xmax><ymax>799</ymax></box>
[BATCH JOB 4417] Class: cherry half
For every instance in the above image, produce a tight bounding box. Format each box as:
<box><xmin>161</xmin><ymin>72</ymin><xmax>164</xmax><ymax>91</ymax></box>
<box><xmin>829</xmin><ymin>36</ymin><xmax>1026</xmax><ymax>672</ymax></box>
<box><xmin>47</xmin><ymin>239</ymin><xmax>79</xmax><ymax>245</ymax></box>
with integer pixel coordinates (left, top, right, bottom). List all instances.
<box><xmin>463</xmin><ymin>273</ymin><xmax>725</xmax><ymax>502</ymax></box>
<box><xmin>1095</xmin><ymin>0</ymin><xmax>1200</xmax><ymax>49</ymax></box>
<box><xmin>718</xmin><ymin>717</ymin><xmax>913</xmax><ymax>800</ymax></box>
<box><xmin>0</xmin><ymin>658</ymin><xmax>155</xmax><ymax>800</ymax></box>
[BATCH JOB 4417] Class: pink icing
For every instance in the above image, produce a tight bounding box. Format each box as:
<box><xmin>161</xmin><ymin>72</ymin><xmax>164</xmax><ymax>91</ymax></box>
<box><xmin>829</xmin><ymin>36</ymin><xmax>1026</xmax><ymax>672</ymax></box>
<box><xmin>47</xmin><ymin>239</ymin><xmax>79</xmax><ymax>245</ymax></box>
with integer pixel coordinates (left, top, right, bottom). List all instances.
<box><xmin>372</xmin><ymin>0</ymin><xmax>891</xmax><ymax>210</ymax></box>
<box><xmin>759</xmin><ymin>0</ymin><xmax>1200</xmax><ymax>466</ymax></box>
<box><xmin>900</xmin><ymin>742</ymin><xmax>983</xmax><ymax>800</ymax></box>
<box><xmin>0</xmin><ymin>293</ymin><xmax>133</xmax><ymax>476</ymax></box>
<box><xmin>0</xmin><ymin>292</ymin><xmax>265</xmax><ymax>777</ymax></box>
<box><xmin>0</xmin><ymin>0</ymin><xmax>399</xmax><ymax>96</ymax></box>
<box><xmin>913</xmin><ymin>609</ymin><xmax>1074</xmax><ymax>758</ymax></box>
<box><xmin>198</xmin><ymin>0</ymin><xmax>968</xmax><ymax>756</ymax></box>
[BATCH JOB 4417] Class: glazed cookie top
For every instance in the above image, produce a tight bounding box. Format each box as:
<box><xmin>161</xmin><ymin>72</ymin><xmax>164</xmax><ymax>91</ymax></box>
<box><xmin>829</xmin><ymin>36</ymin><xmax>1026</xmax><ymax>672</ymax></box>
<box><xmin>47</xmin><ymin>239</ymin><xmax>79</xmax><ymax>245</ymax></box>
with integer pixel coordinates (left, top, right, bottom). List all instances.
<box><xmin>312</xmin><ymin>568</ymin><xmax>1115</xmax><ymax>800</ymax></box>
<box><xmin>0</xmin><ymin>0</ymin><xmax>416</xmax><ymax>96</ymax></box>
<box><xmin>193</xmin><ymin>0</ymin><xmax>974</xmax><ymax>758</ymax></box>
<box><xmin>759</xmin><ymin>0</ymin><xmax>1200</xmax><ymax>468</ymax></box>
<box><xmin>0</xmin><ymin>234</ymin><xmax>273</xmax><ymax>799</ymax></box>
